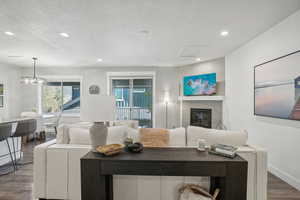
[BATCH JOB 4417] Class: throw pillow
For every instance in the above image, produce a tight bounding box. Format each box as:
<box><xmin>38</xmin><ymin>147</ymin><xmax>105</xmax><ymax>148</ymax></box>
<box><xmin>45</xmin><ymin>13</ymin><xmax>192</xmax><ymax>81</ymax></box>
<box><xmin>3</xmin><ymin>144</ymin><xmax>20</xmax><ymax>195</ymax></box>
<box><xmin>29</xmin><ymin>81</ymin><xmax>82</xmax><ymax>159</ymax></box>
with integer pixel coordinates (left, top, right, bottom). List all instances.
<box><xmin>69</xmin><ymin>127</ymin><xmax>90</xmax><ymax>145</ymax></box>
<box><xmin>169</xmin><ymin>127</ymin><xmax>186</xmax><ymax>147</ymax></box>
<box><xmin>187</xmin><ymin>126</ymin><xmax>248</xmax><ymax>147</ymax></box>
<box><xmin>140</xmin><ymin>128</ymin><xmax>169</xmax><ymax>147</ymax></box>
<box><xmin>68</xmin><ymin>125</ymin><xmax>127</xmax><ymax>145</ymax></box>
<box><xmin>106</xmin><ymin>126</ymin><xmax>127</xmax><ymax>144</ymax></box>
<box><xmin>56</xmin><ymin>122</ymin><xmax>92</xmax><ymax>144</ymax></box>
<box><xmin>126</xmin><ymin>127</ymin><xmax>140</xmax><ymax>143</ymax></box>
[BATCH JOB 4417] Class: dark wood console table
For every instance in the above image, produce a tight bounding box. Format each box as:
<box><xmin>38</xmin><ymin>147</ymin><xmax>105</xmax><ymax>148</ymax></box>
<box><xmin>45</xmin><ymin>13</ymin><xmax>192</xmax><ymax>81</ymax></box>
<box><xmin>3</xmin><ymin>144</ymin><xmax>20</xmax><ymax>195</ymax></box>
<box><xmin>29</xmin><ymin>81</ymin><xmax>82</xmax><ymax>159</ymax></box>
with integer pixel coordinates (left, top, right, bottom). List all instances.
<box><xmin>81</xmin><ymin>148</ymin><xmax>247</xmax><ymax>200</ymax></box>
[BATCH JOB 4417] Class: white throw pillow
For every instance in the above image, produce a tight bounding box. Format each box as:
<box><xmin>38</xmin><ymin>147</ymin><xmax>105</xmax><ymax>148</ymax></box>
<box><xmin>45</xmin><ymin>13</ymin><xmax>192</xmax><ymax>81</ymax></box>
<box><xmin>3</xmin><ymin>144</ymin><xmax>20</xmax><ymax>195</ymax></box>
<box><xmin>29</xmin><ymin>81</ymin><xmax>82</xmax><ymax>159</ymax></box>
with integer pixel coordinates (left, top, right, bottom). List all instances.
<box><xmin>106</xmin><ymin>126</ymin><xmax>127</xmax><ymax>144</ymax></box>
<box><xmin>126</xmin><ymin>127</ymin><xmax>139</xmax><ymax>143</ymax></box>
<box><xmin>169</xmin><ymin>127</ymin><xmax>186</xmax><ymax>147</ymax></box>
<box><xmin>68</xmin><ymin>125</ymin><xmax>127</xmax><ymax>145</ymax></box>
<box><xmin>56</xmin><ymin>124</ymin><xmax>70</xmax><ymax>144</ymax></box>
<box><xmin>187</xmin><ymin>126</ymin><xmax>248</xmax><ymax>147</ymax></box>
<box><xmin>69</xmin><ymin>127</ymin><xmax>91</xmax><ymax>145</ymax></box>
<box><xmin>56</xmin><ymin>122</ymin><xmax>92</xmax><ymax>144</ymax></box>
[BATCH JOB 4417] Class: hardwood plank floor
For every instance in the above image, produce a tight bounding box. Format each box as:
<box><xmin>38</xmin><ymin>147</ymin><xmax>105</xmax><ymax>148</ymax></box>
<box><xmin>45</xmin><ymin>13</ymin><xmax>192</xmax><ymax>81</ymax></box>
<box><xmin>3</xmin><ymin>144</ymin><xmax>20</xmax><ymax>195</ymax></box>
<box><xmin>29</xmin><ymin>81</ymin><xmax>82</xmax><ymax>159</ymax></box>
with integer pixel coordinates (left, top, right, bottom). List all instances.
<box><xmin>0</xmin><ymin>141</ymin><xmax>299</xmax><ymax>200</ymax></box>
<box><xmin>268</xmin><ymin>173</ymin><xmax>300</xmax><ymax>200</ymax></box>
<box><xmin>0</xmin><ymin>141</ymin><xmax>35</xmax><ymax>200</ymax></box>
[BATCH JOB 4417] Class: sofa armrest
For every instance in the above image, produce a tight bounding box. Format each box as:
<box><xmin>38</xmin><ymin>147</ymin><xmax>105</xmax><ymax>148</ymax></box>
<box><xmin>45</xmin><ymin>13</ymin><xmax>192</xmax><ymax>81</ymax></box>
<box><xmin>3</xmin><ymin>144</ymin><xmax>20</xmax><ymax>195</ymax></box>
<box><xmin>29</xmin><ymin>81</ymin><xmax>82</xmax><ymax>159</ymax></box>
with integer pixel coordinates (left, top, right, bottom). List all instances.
<box><xmin>46</xmin><ymin>143</ymin><xmax>91</xmax><ymax>200</ymax></box>
<box><xmin>248</xmin><ymin>145</ymin><xmax>268</xmax><ymax>200</ymax></box>
<box><xmin>33</xmin><ymin>139</ymin><xmax>57</xmax><ymax>198</ymax></box>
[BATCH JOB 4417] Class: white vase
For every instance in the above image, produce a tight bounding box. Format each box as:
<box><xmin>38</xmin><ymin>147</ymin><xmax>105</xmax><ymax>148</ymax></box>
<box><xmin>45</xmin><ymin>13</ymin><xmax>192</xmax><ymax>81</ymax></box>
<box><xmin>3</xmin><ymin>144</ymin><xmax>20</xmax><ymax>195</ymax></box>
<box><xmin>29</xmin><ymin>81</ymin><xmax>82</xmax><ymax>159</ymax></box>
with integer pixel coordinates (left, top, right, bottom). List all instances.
<box><xmin>89</xmin><ymin>122</ymin><xmax>108</xmax><ymax>152</ymax></box>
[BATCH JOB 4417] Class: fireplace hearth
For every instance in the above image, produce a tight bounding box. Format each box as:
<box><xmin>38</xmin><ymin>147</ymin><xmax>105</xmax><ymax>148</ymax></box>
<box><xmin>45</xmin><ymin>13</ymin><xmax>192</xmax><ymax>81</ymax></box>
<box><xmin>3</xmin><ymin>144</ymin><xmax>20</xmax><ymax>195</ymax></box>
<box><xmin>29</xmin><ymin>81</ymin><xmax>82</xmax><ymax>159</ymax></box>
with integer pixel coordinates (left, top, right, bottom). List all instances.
<box><xmin>190</xmin><ymin>108</ymin><xmax>212</xmax><ymax>128</ymax></box>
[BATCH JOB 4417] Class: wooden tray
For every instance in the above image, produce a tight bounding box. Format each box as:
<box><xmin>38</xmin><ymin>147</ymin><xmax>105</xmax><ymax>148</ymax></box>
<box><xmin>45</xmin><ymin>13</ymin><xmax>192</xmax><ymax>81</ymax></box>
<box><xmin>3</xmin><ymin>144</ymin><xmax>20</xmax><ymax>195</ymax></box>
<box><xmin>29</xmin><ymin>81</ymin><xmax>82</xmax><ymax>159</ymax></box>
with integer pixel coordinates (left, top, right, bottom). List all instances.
<box><xmin>96</xmin><ymin>144</ymin><xmax>124</xmax><ymax>156</ymax></box>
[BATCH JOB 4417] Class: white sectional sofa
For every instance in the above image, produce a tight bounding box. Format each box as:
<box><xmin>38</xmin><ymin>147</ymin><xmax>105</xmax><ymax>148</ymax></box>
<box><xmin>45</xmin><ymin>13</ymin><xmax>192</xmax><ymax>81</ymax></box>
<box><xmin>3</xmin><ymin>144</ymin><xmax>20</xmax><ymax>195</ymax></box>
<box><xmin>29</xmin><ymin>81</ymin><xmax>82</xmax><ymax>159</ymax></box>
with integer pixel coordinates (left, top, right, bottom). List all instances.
<box><xmin>34</xmin><ymin>125</ymin><xmax>267</xmax><ymax>200</ymax></box>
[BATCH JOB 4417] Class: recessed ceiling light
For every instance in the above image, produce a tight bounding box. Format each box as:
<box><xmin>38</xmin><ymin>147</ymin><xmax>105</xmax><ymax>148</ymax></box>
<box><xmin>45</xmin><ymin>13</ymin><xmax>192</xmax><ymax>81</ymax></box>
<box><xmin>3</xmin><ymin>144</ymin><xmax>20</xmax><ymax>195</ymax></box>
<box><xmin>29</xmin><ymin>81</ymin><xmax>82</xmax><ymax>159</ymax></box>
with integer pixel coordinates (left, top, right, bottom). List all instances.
<box><xmin>4</xmin><ymin>31</ymin><xmax>14</xmax><ymax>36</ymax></box>
<box><xmin>59</xmin><ymin>33</ymin><xmax>69</xmax><ymax>38</ymax></box>
<box><xmin>220</xmin><ymin>30</ymin><xmax>229</xmax><ymax>36</ymax></box>
<box><xmin>196</xmin><ymin>58</ymin><xmax>201</xmax><ymax>61</ymax></box>
<box><xmin>97</xmin><ymin>58</ymin><xmax>103</xmax><ymax>62</ymax></box>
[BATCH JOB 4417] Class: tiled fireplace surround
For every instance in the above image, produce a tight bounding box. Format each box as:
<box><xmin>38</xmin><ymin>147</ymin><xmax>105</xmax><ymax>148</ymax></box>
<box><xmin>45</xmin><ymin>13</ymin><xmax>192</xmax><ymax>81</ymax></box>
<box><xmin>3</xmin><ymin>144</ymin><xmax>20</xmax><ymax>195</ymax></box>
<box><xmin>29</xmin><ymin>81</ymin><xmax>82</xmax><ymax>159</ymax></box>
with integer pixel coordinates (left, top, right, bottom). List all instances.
<box><xmin>181</xmin><ymin>101</ymin><xmax>223</xmax><ymax>129</ymax></box>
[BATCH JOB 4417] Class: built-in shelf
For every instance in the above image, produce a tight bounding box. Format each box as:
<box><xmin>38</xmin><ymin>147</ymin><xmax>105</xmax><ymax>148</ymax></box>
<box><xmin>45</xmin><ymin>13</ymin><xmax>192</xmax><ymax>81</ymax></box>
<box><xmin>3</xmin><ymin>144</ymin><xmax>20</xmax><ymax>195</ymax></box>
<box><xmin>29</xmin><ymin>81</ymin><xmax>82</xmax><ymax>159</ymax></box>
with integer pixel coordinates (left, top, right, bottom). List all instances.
<box><xmin>178</xmin><ymin>96</ymin><xmax>224</xmax><ymax>101</ymax></box>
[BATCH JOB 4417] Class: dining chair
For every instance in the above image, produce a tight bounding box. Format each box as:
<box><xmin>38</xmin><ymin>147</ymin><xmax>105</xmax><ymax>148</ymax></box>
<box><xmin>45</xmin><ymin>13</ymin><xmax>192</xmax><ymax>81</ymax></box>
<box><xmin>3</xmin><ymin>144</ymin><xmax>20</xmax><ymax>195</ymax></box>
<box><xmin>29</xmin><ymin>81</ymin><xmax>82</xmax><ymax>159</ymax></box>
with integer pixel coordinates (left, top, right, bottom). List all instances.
<box><xmin>0</xmin><ymin>123</ymin><xmax>16</xmax><ymax>175</ymax></box>
<box><xmin>11</xmin><ymin>119</ymin><xmax>37</xmax><ymax>167</ymax></box>
<box><xmin>44</xmin><ymin>112</ymin><xmax>62</xmax><ymax>135</ymax></box>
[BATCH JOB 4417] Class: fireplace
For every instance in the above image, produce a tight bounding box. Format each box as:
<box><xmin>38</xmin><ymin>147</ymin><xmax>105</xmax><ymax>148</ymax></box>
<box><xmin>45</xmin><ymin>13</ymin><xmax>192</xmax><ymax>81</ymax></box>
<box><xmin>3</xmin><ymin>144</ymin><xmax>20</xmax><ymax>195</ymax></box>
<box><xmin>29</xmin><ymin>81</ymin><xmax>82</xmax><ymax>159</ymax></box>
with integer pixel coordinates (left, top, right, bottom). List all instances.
<box><xmin>190</xmin><ymin>108</ymin><xmax>212</xmax><ymax>128</ymax></box>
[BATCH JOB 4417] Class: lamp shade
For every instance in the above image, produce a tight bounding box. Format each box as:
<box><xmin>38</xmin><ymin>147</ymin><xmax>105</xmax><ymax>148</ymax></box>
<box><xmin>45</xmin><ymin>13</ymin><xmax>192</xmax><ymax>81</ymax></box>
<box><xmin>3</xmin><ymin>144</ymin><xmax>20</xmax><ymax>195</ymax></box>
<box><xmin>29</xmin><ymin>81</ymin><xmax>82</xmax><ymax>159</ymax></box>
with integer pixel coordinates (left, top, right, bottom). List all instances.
<box><xmin>80</xmin><ymin>95</ymin><xmax>116</xmax><ymax>122</ymax></box>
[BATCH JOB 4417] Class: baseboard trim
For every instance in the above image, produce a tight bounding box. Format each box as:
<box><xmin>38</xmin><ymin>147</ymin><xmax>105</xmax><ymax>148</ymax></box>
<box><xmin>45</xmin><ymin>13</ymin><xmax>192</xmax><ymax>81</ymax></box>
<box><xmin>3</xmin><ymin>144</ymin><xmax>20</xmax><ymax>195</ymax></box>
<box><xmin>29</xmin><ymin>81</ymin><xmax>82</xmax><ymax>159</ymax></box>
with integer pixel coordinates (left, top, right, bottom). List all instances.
<box><xmin>269</xmin><ymin>164</ymin><xmax>300</xmax><ymax>191</ymax></box>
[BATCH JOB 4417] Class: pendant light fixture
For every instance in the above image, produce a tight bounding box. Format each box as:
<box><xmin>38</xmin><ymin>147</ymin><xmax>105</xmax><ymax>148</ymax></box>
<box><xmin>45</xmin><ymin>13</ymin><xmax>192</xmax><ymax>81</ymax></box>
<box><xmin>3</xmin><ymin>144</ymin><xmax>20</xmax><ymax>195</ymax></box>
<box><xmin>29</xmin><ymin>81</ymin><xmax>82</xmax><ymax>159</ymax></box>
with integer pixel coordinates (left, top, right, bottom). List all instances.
<box><xmin>21</xmin><ymin>57</ymin><xmax>47</xmax><ymax>85</ymax></box>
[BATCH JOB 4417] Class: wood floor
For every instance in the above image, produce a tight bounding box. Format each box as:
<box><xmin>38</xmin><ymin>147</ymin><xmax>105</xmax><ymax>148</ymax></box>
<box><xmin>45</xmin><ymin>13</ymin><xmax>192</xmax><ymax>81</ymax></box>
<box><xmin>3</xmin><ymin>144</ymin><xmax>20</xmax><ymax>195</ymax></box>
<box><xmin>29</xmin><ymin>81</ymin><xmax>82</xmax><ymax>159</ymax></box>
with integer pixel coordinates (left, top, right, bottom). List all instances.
<box><xmin>0</xmin><ymin>141</ymin><xmax>299</xmax><ymax>200</ymax></box>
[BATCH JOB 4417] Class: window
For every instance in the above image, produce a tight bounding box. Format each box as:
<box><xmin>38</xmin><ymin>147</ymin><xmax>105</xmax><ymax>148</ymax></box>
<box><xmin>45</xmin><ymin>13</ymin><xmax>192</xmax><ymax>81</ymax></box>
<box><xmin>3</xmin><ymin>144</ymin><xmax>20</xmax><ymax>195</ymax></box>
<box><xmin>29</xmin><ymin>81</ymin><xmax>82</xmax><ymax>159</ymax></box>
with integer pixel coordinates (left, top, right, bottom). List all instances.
<box><xmin>42</xmin><ymin>81</ymin><xmax>80</xmax><ymax>114</ymax></box>
<box><xmin>111</xmin><ymin>78</ymin><xmax>153</xmax><ymax>128</ymax></box>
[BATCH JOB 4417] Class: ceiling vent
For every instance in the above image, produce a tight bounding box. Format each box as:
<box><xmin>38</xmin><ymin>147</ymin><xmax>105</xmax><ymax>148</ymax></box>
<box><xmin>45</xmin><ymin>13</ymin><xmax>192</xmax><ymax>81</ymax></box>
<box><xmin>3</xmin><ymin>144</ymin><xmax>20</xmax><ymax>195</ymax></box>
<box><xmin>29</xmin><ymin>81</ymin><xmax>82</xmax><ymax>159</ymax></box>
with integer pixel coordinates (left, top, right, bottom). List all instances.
<box><xmin>180</xmin><ymin>45</ymin><xmax>208</xmax><ymax>58</ymax></box>
<box><xmin>8</xmin><ymin>55</ymin><xmax>23</xmax><ymax>58</ymax></box>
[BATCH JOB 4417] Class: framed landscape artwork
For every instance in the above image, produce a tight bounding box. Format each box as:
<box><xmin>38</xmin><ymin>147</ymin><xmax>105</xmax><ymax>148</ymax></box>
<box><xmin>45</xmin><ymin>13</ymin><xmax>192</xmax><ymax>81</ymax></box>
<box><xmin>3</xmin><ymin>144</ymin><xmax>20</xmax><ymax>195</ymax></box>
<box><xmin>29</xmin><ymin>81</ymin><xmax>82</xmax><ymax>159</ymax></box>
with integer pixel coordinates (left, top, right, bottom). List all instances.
<box><xmin>183</xmin><ymin>73</ymin><xmax>217</xmax><ymax>96</ymax></box>
<box><xmin>254</xmin><ymin>50</ymin><xmax>300</xmax><ymax>121</ymax></box>
<box><xmin>0</xmin><ymin>84</ymin><xmax>3</xmax><ymax>108</ymax></box>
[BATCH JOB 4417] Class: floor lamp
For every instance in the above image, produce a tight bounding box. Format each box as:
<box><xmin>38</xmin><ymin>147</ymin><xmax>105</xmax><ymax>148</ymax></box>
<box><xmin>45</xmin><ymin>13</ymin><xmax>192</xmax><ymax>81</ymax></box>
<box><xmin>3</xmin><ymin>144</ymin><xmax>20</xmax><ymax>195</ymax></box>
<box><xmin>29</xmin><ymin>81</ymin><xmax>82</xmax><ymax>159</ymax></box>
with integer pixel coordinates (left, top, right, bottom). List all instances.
<box><xmin>164</xmin><ymin>91</ymin><xmax>170</xmax><ymax>129</ymax></box>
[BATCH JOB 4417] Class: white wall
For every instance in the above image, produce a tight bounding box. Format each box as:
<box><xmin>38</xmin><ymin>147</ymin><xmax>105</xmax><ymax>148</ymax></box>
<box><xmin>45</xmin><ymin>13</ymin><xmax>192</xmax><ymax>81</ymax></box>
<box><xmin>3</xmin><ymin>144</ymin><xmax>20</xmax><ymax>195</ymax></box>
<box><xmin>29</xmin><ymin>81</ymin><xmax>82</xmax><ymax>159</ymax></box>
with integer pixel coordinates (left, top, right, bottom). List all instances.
<box><xmin>224</xmin><ymin>10</ymin><xmax>300</xmax><ymax>190</ymax></box>
<box><xmin>0</xmin><ymin>64</ymin><xmax>22</xmax><ymax>166</ymax></box>
<box><xmin>0</xmin><ymin>64</ymin><xmax>22</xmax><ymax>119</ymax></box>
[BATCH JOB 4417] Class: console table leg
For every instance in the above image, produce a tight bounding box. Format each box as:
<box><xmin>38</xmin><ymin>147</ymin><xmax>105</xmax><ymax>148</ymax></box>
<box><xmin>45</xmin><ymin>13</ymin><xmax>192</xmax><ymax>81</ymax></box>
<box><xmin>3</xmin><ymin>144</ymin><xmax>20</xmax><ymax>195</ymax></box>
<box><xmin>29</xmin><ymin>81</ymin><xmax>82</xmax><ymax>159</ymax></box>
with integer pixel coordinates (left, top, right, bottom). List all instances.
<box><xmin>224</xmin><ymin>162</ymin><xmax>248</xmax><ymax>200</ymax></box>
<box><xmin>105</xmin><ymin>175</ymin><xmax>113</xmax><ymax>200</ymax></box>
<box><xmin>81</xmin><ymin>159</ymin><xmax>109</xmax><ymax>200</ymax></box>
<box><xmin>210</xmin><ymin>177</ymin><xmax>225</xmax><ymax>200</ymax></box>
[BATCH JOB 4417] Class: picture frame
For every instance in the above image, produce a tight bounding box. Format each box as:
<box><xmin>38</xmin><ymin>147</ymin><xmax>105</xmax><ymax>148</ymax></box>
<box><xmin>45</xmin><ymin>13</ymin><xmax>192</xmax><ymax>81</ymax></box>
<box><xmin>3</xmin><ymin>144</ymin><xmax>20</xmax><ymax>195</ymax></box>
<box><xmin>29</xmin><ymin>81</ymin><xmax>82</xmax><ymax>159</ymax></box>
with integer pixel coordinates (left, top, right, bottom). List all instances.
<box><xmin>254</xmin><ymin>50</ymin><xmax>300</xmax><ymax>121</ymax></box>
<box><xmin>183</xmin><ymin>73</ymin><xmax>217</xmax><ymax>96</ymax></box>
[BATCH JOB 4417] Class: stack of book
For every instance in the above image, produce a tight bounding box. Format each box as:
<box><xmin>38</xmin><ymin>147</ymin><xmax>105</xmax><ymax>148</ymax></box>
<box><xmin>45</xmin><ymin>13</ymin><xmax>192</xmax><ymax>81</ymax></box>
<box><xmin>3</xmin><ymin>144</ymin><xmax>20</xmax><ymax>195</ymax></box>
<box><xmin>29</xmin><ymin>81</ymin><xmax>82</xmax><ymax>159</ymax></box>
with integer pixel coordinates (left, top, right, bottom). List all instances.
<box><xmin>209</xmin><ymin>144</ymin><xmax>238</xmax><ymax>158</ymax></box>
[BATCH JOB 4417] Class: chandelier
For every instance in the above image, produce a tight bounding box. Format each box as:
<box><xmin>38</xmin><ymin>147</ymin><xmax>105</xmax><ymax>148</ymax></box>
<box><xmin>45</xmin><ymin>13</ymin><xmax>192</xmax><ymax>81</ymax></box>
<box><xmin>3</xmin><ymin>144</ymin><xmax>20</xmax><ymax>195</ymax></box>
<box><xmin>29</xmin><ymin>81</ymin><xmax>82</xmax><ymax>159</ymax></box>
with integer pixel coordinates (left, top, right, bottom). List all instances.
<box><xmin>20</xmin><ymin>57</ymin><xmax>47</xmax><ymax>85</ymax></box>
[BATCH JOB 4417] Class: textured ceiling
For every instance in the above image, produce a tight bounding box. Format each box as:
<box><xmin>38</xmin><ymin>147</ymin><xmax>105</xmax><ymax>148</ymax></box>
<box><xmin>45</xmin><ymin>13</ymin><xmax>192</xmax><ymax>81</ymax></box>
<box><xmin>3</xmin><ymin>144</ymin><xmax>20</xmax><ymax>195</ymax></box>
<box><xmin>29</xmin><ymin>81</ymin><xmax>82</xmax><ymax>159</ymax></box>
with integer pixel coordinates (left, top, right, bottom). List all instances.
<box><xmin>0</xmin><ymin>0</ymin><xmax>300</xmax><ymax>67</ymax></box>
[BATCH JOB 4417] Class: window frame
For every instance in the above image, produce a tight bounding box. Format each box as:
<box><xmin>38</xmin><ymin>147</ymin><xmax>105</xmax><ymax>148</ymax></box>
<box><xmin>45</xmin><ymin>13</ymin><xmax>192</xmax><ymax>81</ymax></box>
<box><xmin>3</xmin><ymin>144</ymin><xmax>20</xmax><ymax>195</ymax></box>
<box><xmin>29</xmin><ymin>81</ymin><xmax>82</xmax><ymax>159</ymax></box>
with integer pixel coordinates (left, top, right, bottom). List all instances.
<box><xmin>107</xmin><ymin>71</ymin><xmax>156</xmax><ymax>128</ymax></box>
<box><xmin>37</xmin><ymin>76</ymin><xmax>82</xmax><ymax>116</ymax></box>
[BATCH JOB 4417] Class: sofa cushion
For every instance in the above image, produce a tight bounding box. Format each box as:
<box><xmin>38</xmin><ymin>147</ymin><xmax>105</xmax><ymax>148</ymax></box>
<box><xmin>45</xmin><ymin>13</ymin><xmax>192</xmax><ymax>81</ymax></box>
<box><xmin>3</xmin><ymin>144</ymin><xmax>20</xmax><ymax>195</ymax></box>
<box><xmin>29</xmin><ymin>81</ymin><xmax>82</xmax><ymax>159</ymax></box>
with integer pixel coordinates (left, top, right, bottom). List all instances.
<box><xmin>56</xmin><ymin>122</ymin><xmax>92</xmax><ymax>144</ymax></box>
<box><xmin>187</xmin><ymin>126</ymin><xmax>248</xmax><ymax>147</ymax></box>
<box><xmin>68</xmin><ymin>126</ymin><xmax>127</xmax><ymax>145</ymax></box>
